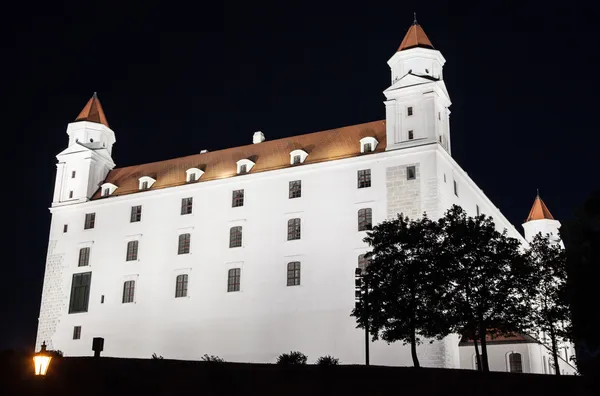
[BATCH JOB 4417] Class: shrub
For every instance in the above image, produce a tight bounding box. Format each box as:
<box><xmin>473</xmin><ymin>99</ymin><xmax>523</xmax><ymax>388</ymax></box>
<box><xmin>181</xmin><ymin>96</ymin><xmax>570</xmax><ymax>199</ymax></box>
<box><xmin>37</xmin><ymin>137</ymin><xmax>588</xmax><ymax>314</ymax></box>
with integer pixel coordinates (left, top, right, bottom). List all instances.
<box><xmin>201</xmin><ymin>354</ymin><xmax>225</xmax><ymax>362</ymax></box>
<box><xmin>277</xmin><ymin>351</ymin><xmax>307</xmax><ymax>365</ymax></box>
<box><xmin>316</xmin><ymin>355</ymin><xmax>339</xmax><ymax>366</ymax></box>
<box><xmin>151</xmin><ymin>353</ymin><xmax>164</xmax><ymax>360</ymax></box>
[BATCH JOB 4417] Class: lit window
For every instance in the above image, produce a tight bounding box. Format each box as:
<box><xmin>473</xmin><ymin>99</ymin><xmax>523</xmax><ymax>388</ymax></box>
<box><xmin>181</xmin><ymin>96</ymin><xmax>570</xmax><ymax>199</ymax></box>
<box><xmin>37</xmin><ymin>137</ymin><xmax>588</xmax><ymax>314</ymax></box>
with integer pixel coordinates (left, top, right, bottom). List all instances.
<box><xmin>73</xmin><ymin>326</ymin><xmax>81</xmax><ymax>340</ymax></box>
<box><xmin>293</xmin><ymin>155</ymin><xmax>301</xmax><ymax>165</ymax></box>
<box><xmin>363</xmin><ymin>143</ymin><xmax>372</xmax><ymax>153</ymax></box>
<box><xmin>407</xmin><ymin>106</ymin><xmax>413</xmax><ymax>116</ymax></box>
<box><xmin>232</xmin><ymin>189</ymin><xmax>244</xmax><ymax>207</ymax></box>
<box><xmin>63</xmin><ymin>224</ymin><xmax>68</xmax><ymax>233</ymax></box>
<box><xmin>130</xmin><ymin>205</ymin><xmax>142</xmax><ymax>223</ymax></box>
<box><xmin>68</xmin><ymin>272</ymin><xmax>91</xmax><ymax>314</ymax></box>
<box><xmin>229</xmin><ymin>226</ymin><xmax>242</xmax><ymax>248</ymax></box>
<box><xmin>358</xmin><ymin>254</ymin><xmax>370</xmax><ymax>274</ymax></box>
<box><xmin>289</xmin><ymin>180</ymin><xmax>301</xmax><ymax>199</ymax></box>
<box><xmin>178</xmin><ymin>233</ymin><xmax>191</xmax><ymax>254</ymax></box>
<box><xmin>407</xmin><ymin>166</ymin><xmax>416</xmax><ymax>180</ymax></box>
<box><xmin>71</xmin><ymin>170</ymin><xmax>76</xmax><ymax>179</ymax></box>
<box><xmin>454</xmin><ymin>180</ymin><xmax>458</xmax><ymax>197</ymax></box>
<box><xmin>69</xmin><ymin>191</ymin><xmax>74</xmax><ymax>199</ymax></box>
<box><xmin>78</xmin><ymin>247</ymin><xmax>90</xmax><ymax>267</ymax></box>
<box><xmin>509</xmin><ymin>353</ymin><xmax>523</xmax><ymax>373</ymax></box>
<box><xmin>227</xmin><ymin>268</ymin><xmax>241</xmax><ymax>292</ymax></box>
<box><xmin>181</xmin><ymin>197</ymin><xmax>193</xmax><ymax>215</ymax></box>
<box><xmin>122</xmin><ymin>280</ymin><xmax>135</xmax><ymax>304</ymax></box>
<box><xmin>358</xmin><ymin>208</ymin><xmax>373</xmax><ymax>231</ymax></box>
<box><xmin>357</xmin><ymin>169</ymin><xmax>371</xmax><ymax>189</ymax></box>
<box><xmin>175</xmin><ymin>274</ymin><xmax>188</xmax><ymax>298</ymax></box>
<box><xmin>408</xmin><ymin>130</ymin><xmax>414</xmax><ymax>140</ymax></box>
<box><xmin>126</xmin><ymin>240</ymin><xmax>139</xmax><ymax>261</ymax></box>
<box><xmin>84</xmin><ymin>213</ymin><xmax>95</xmax><ymax>230</ymax></box>
<box><xmin>287</xmin><ymin>262</ymin><xmax>301</xmax><ymax>286</ymax></box>
<box><xmin>287</xmin><ymin>218</ymin><xmax>301</xmax><ymax>240</ymax></box>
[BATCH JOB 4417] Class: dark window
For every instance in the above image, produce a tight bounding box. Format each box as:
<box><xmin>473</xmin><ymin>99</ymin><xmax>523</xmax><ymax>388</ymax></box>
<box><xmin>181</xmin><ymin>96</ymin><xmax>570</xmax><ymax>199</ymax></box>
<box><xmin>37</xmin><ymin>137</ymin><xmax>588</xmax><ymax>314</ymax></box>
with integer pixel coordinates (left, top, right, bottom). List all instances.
<box><xmin>71</xmin><ymin>170</ymin><xmax>76</xmax><ymax>178</ymax></box>
<box><xmin>229</xmin><ymin>226</ymin><xmax>242</xmax><ymax>248</ymax></box>
<box><xmin>103</xmin><ymin>188</ymin><xmax>110</xmax><ymax>197</ymax></box>
<box><xmin>84</xmin><ymin>213</ymin><xmax>95</xmax><ymax>230</ymax></box>
<box><xmin>439</xmin><ymin>135</ymin><xmax>442</xmax><ymax>143</ymax></box>
<box><xmin>63</xmin><ymin>224</ymin><xmax>68</xmax><ymax>233</ymax></box>
<box><xmin>454</xmin><ymin>180</ymin><xmax>458</xmax><ymax>197</ymax></box>
<box><xmin>175</xmin><ymin>274</ymin><xmax>188</xmax><ymax>298</ymax></box>
<box><xmin>178</xmin><ymin>233</ymin><xmax>191</xmax><ymax>254</ymax></box>
<box><xmin>122</xmin><ymin>280</ymin><xmax>135</xmax><ymax>303</ymax></box>
<box><xmin>287</xmin><ymin>262</ymin><xmax>301</xmax><ymax>286</ymax></box>
<box><xmin>130</xmin><ymin>205</ymin><xmax>142</xmax><ymax>223</ymax></box>
<box><xmin>228</xmin><ymin>268</ymin><xmax>241</xmax><ymax>292</ymax></box>
<box><xmin>181</xmin><ymin>197</ymin><xmax>193</xmax><ymax>215</ymax></box>
<box><xmin>141</xmin><ymin>181</ymin><xmax>148</xmax><ymax>190</ymax></box>
<box><xmin>408</xmin><ymin>130</ymin><xmax>414</xmax><ymax>140</ymax></box>
<box><xmin>73</xmin><ymin>326</ymin><xmax>81</xmax><ymax>340</ymax></box>
<box><xmin>69</xmin><ymin>191</ymin><xmax>74</xmax><ymax>199</ymax></box>
<box><xmin>289</xmin><ymin>180</ymin><xmax>301</xmax><ymax>199</ymax></box>
<box><xmin>358</xmin><ymin>254</ymin><xmax>370</xmax><ymax>274</ymax></box>
<box><xmin>232</xmin><ymin>189</ymin><xmax>244</xmax><ymax>207</ymax></box>
<box><xmin>126</xmin><ymin>240</ymin><xmax>139</xmax><ymax>261</ymax></box>
<box><xmin>188</xmin><ymin>173</ymin><xmax>196</xmax><ymax>182</ymax></box>
<box><xmin>444</xmin><ymin>174</ymin><xmax>446</xmax><ymax>183</ymax></box>
<box><xmin>287</xmin><ymin>218</ymin><xmax>301</xmax><ymax>240</ymax></box>
<box><xmin>100</xmin><ymin>295</ymin><xmax>104</xmax><ymax>304</ymax></box>
<box><xmin>363</xmin><ymin>143</ymin><xmax>372</xmax><ymax>153</ymax></box>
<box><xmin>239</xmin><ymin>164</ymin><xmax>247</xmax><ymax>174</ymax></box>
<box><xmin>476</xmin><ymin>205</ymin><xmax>481</xmax><ymax>216</ymax></box>
<box><xmin>407</xmin><ymin>106</ymin><xmax>413</xmax><ymax>116</ymax></box>
<box><xmin>438</xmin><ymin>112</ymin><xmax>441</xmax><ymax>120</ymax></box>
<box><xmin>293</xmin><ymin>155</ymin><xmax>301</xmax><ymax>164</ymax></box>
<box><xmin>78</xmin><ymin>247</ymin><xmax>90</xmax><ymax>267</ymax></box>
<box><xmin>357</xmin><ymin>169</ymin><xmax>371</xmax><ymax>189</ymax></box>
<box><xmin>358</xmin><ymin>208</ymin><xmax>373</xmax><ymax>231</ymax></box>
<box><xmin>68</xmin><ymin>272</ymin><xmax>91</xmax><ymax>314</ymax></box>
<box><xmin>407</xmin><ymin>166</ymin><xmax>416</xmax><ymax>180</ymax></box>
<box><xmin>509</xmin><ymin>353</ymin><xmax>523</xmax><ymax>373</ymax></box>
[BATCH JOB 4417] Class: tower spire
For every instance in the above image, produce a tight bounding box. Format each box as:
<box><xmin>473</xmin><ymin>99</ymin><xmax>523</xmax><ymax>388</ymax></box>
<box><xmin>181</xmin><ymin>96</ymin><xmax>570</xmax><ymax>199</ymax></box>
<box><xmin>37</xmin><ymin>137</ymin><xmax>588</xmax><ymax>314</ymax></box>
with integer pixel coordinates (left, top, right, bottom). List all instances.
<box><xmin>526</xmin><ymin>193</ymin><xmax>555</xmax><ymax>222</ymax></box>
<box><xmin>397</xmin><ymin>19</ymin><xmax>434</xmax><ymax>52</ymax></box>
<box><xmin>75</xmin><ymin>93</ymin><xmax>109</xmax><ymax>128</ymax></box>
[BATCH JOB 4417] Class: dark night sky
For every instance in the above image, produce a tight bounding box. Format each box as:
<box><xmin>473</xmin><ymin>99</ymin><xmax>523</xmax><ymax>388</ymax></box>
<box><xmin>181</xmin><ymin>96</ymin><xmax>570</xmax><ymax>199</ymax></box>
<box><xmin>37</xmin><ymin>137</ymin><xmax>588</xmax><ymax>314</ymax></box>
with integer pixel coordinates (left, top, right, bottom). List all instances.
<box><xmin>2</xmin><ymin>1</ymin><xmax>599</xmax><ymax>351</ymax></box>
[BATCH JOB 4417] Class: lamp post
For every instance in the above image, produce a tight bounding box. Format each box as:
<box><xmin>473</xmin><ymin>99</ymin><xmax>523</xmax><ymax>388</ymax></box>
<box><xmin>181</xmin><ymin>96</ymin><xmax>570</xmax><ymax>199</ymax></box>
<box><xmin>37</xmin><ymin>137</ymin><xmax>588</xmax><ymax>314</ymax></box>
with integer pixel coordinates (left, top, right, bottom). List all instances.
<box><xmin>355</xmin><ymin>268</ymin><xmax>370</xmax><ymax>366</ymax></box>
<box><xmin>33</xmin><ymin>341</ymin><xmax>52</xmax><ymax>376</ymax></box>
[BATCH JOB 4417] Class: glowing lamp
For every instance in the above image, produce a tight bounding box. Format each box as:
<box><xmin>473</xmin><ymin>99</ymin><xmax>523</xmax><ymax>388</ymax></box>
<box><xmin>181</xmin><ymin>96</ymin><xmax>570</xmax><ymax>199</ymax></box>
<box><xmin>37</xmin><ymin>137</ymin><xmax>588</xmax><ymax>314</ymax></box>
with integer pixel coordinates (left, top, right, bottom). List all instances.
<box><xmin>33</xmin><ymin>341</ymin><xmax>52</xmax><ymax>376</ymax></box>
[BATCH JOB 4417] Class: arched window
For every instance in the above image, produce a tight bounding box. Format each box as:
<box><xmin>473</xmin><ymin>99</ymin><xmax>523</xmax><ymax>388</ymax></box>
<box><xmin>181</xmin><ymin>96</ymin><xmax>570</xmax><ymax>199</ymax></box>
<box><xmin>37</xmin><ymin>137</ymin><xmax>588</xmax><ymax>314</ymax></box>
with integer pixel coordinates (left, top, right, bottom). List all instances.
<box><xmin>358</xmin><ymin>208</ymin><xmax>372</xmax><ymax>231</ymax></box>
<box><xmin>230</xmin><ymin>226</ymin><xmax>242</xmax><ymax>248</ymax></box>
<box><xmin>178</xmin><ymin>233</ymin><xmax>191</xmax><ymax>254</ymax></box>
<box><xmin>287</xmin><ymin>218</ymin><xmax>301</xmax><ymax>240</ymax></box>
<box><xmin>175</xmin><ymin>274</ymin><xmax>188</xmax><ymax>298</ymax></box>
<box><xmin>509</xmin><ymin>353</ymin><xmax>523</xmax><ymax>373</ymax></box>
<box><xmin>358</xmin><ymin>254</ymin><xmax>370</xmax><ymax>274</ymax></box>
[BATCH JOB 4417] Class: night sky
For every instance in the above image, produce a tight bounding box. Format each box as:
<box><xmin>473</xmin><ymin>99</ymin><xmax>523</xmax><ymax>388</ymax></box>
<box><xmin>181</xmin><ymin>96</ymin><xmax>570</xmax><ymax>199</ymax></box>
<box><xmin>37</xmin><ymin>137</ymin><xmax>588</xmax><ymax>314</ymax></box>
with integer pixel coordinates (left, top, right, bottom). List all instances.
<box><xmin>2</xmin><ymin>1</ymin><xmax>599</xmax><ymax>351</ymax></box>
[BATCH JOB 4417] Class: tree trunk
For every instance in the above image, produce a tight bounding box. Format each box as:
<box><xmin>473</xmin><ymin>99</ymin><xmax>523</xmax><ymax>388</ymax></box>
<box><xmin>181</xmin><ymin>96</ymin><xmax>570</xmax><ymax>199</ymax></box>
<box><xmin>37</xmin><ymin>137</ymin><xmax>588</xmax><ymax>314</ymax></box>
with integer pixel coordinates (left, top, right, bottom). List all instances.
<box><xmin>473</xmin><ymin>335</ymin><xmax>482</xmax><ymax>371</ymax></box>
<box><xmin>549</xmin><ymin>322</ymin><xmax>561</xmax><ymax>375</ymax></box>
<box><xmin>478</xmin><ymin>315</ymin><xmax>490</xmax><ymax>372</ymax></box>
<box><xmin>410</xmin><ymin>322</ymin><xmax>420</xmax><ymax>368</ymax></box>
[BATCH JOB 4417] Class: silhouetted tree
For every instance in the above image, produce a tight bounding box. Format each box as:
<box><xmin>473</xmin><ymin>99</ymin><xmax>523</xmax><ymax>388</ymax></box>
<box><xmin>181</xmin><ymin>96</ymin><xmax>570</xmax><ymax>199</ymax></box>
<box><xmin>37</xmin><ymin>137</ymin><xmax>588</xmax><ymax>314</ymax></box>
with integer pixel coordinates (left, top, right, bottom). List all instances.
<box><xmin>315</xmin><ymin>355</ymin><xmax>340</xmax><ymax>366</ymax></box>
<box><xmin>352</xmin><ymin>214</ymin><xmax>449</xmax><ymax>368</ymax></box>
<box><xmin>200</xmin><ymin>354</ymin><xmax>225</xmax><ymax>362</ymax></box>
<box><xmin>525</xmin><ymin>233</ymin><xmax>570</xmax><ymax>375</ymax></box>
<box><xmin>277</xmin><ymin>351</ymin><xmax>307</xmax><ymax>365</ymax></box>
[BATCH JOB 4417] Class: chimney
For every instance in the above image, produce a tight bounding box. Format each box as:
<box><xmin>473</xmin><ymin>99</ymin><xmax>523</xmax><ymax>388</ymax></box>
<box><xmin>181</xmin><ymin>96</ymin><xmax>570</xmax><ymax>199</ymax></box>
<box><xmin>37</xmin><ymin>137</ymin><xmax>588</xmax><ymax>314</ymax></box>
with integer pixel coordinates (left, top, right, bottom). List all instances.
<box><xmin>200</xmin><ymin>149</ymin><xmax>208</xmax><ymax>153</ymax></box>
<box><xmin>253</xmin><ymin>131</ymin><xmax>265</xmax><ymax>144</ymax></box>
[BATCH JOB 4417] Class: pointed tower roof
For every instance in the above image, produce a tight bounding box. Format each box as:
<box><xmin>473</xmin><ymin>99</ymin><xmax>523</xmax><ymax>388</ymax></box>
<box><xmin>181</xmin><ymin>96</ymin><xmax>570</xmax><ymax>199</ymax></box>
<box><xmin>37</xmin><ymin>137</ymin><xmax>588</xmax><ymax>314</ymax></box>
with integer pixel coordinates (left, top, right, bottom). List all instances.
<box><xmin>75</xmin><ymin>93</ymin><xmax>109</xmax><ymax>128</ymax></box>
<box><xmin>526</xmin><ymin>193</ymin><xmax>555</xmax><ymax>222</ymax></box>
<box><xmin>397</xmin><ymin>21</ymin><xmax>434</xmax><ymax>52</ymax></box>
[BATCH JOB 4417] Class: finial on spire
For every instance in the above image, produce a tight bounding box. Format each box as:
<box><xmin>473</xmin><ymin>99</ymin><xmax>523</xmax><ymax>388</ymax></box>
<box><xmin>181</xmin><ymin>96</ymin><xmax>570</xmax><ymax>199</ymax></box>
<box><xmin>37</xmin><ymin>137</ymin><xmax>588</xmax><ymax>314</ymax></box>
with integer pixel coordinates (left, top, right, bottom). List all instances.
<box><xmin>536</xmin><ymin>188</ymin><xmax>540</xmax><ymax>197</ymax></box>
<box><xmin>93</xmin><ymin>92</ymin><xmax>98</xmax><ymax>98</ymax></box>
<box><xmin>413</xmin><ymin>12</ymin><xmax>418</xmax><ymax>25</ymax></box>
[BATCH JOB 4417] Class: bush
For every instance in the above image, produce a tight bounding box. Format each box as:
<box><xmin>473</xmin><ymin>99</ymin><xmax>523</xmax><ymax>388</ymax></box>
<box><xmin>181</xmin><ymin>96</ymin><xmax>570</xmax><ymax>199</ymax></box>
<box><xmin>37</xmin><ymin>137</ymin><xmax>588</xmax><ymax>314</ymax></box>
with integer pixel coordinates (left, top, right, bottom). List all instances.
<box><xmin>151</xmin><ymin>353</ymin><xmax>164</xmax><ymax>360</ymax></box>
<box><xmin>316</xmin><ymin>355</ymin><xmax>339</xmax><ymax>366</ymax></box>
<box><xmin>201</xmin><ymin>354</ymin><xmax>225</xmax><ymax>362</ymax></box>
<box><xmin>276</xmin><ymin>351</ymin><xmax>307</xmax><ymax>365</ymax></box>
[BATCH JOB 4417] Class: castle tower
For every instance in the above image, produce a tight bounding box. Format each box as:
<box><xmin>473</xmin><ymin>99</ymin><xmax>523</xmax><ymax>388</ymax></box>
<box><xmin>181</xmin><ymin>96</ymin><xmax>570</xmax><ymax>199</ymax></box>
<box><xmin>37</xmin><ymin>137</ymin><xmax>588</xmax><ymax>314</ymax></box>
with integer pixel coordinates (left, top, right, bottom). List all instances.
<box><xmin>522</xmin><ymin>193</ymin><xmax>561</xmax><ymax>243</ymax></box>
<box><xmin>52</xmin><ymin>93</ymin><xmax>116</xmax><ymax>206</ymax></box>
<box><xmin>384</xmin><ymin>18</ymin><xmax>452</xmax><ymax>153</ymax></box>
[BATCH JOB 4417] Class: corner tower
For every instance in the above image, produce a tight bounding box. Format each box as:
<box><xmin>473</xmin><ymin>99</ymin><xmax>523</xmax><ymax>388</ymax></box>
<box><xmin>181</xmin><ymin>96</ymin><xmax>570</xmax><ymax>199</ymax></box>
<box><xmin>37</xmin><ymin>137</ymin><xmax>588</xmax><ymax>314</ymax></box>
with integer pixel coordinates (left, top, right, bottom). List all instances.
<box><xmin>522</xmin><ymin>193</ymin><xmax>561</xmax><ymax>243</ymax></box>
<box><xmin>384</xmin><ymin>19</ymin><xmax>452</xmax><ymax>153</ymax></box>
<box><xmin>52</xmin><ymin>93</ymin><xmax>116</xmax><ymax>206</ymax></box>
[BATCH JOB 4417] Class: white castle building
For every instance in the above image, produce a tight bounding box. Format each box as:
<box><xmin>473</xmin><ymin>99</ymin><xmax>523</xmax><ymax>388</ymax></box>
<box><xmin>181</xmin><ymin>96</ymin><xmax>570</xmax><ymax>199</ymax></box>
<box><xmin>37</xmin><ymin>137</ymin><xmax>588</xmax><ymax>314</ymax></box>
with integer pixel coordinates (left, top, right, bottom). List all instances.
<box><xmin>36</xmin><ymin>21</ymin><xmax>577</xmax><ymax>374</ymax></box>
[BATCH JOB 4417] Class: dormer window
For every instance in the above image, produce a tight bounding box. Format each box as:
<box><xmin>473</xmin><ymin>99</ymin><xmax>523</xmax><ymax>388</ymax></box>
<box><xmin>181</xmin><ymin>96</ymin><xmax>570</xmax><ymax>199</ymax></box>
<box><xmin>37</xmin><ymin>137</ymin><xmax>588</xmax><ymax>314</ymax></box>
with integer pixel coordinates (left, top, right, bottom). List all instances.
<box><xmin>236</xmin><ymin>159</ymin><xmax>255</xmax><ymax>175</ymax></box>
<box><xmin>289</xmin><ymin>149</ymin><xmax>308</xmax><ymax>165</ymax></box>
<box><xmin>186</xmin><ymin>168</ymin><xmax>204</xmax><ymax>183</ymax></box>
<box><xmin>138</xmin><ymin>176</ymin><xmax>156</xmax><ymax>191</ymax></box>
<box><xmin>359</xmin><ymin>137</ymin><xmax>379</xmax><ymax>154</ymax></box>
<box><xmin>100</xmin><ymin>182</ymin><xmax>118</xmax><ymax>197</ymax></box>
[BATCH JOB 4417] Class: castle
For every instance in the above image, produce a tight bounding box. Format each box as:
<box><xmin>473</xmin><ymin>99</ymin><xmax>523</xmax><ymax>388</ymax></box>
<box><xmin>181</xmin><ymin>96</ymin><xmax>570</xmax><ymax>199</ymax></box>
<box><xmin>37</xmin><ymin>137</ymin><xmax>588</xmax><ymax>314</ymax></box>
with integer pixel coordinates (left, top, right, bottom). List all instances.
<box><xmin>36</xmin><ymin>21</ymin><xmax>576</xmax><ymax>374</ymax></box>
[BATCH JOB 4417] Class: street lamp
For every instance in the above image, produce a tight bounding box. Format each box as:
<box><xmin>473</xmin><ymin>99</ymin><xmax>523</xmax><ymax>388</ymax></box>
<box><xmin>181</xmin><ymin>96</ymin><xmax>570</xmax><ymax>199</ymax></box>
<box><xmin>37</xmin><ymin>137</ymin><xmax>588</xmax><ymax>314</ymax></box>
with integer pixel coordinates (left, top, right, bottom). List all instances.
<box><xmin>33</xmin><ymin>341</ymin><xmax>52</xmax><ymax>376</ymax></box>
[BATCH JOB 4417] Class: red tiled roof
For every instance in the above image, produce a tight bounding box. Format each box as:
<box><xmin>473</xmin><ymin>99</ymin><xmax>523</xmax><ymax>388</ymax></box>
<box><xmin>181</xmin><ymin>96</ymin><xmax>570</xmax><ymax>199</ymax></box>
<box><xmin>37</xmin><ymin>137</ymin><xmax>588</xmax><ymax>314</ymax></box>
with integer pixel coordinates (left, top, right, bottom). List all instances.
<box><xmin>526</xmin><ymin>195</ymin><xmax>554</xmax><ymax>222</ymax></box>
<box><xmin>75</xmin><ymin>93</ymin><xmax>109</xmax><ymax>128</ymax></box>
<box><xmin>397</xmin><ymin>23</ymin><xmax>434</xmax><ymax>52</ymax></box>
<box><xmin>92</xmin><ymin>120</ymin><xmax>387</xmax><ymax>199</ymax></box>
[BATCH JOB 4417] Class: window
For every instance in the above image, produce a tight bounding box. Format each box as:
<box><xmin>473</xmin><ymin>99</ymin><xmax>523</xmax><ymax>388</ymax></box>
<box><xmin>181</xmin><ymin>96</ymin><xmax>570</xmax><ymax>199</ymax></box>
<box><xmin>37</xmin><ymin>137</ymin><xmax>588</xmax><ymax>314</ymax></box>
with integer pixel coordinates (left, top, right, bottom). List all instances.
<box><xmin>509</xmin><ymin>353</ymin><xmax>523</xmax><ymax>373</ymax></box>
<box><xmin>122</xmin><ymin>280</ymin><xmax>135</xmax><ymax>303</ymax></box>
<box><xmin>228</xmin><ymin>268</ymin><xmax>241</xmax><ymax>292</ymax></box>
<box><xmin>84</xmin><ymin>213</ymin><xmax>95</xmax><ymax>230</ymax></box>
<box><xmin>287</xmin><ymin>262</ymin><xmax>301</xmax><ymax>286</ymax></box>
<box><xmin>407</xmin><ymin>166</ymin><xmax>416</xmax><ymax>180</ymax></box>
<box><xmin>141</xmin><ymin>181</ymin><xmax>148</xmax><ymax>190</ymax></box>
<box><xmin>289</xmin><ymin>180</ymin><xmax>301</xmax><ymax>199</ymax></box>
<box><xmin>229</xmin><ymin>226</ymin><xmax>242</xmax><ymax>248</ymax></box>
<box><xmin>100</xmin><ymin>295</ymin><xmax>104</xmax><ymax>304</ymax></box>
<box><xmin>232</xmin><ymin>189</ymin><xmax>244</xmax><ymax>207</ymax></box>
<box><xmin>63</xmin><ymin>224</ymin><xmax>68</xmax><ymax>233</ymax></box>
<box><xmin>178</xmin><ymin>233</ymin><xmax>191</xmax><ymax>254</ymax></box>
<box><xmin>68</xmin><ymin>272</ymin><xmax>91</xmax><ymax>314</ymax></box>
<box><xmin>181</xmin><ymin>197</ymin><xmax>193</xmax><ymax>215</ymax></box>
<box><xmin>175</xmin><ymin>274</ymin><xmax>188</xmax><ymax>298</ymax></box>
<box><xmin>293</xmin><ymin>155</ymin><xmax>301</xmax><ymax>164</ymax></box>
<box><xmin>287</xmin><ymin>218</ymin><xmax>301</xmax><ymax>241</ymax></box>
<box><xmin>71</xmin><ymin>170</ymin><xmax>76</xmax><ymax>178</ymax></box>
<box><xmin>357</xmin><ymin>169</ymin><xmax>371</xmax><ymax>188</ymax></box>
<box><xmin>126</xmin><ymin>241</ymin><xmax>139</xmax><ymax>261</ymax></box>
<box><xmin>363</xmin><ymin>143</ymin><xmax>372</xmax><ymax>153</ymax></box>
<box><xmin>438</xmin><ymin>111</ymin><xmax>441</xmax><ymax>120</ymax></box>
<box><xmin>407</xmin><ymin>106</ymin><xmax>413</xmax><ymax>116</ymax></box>
<box><xmin>69</xmin><ymin>191</ymin><xmax>74</xmax><ymax>199</ymax></box>
<box><xmin>408</xmin><ymin>130</ymin><xmax>414</xmax><ymax>140</ymax></box>
<box><xmin>439</xmin><ymin>135</ymin><xmax>442</xmax><ymax>143</ymax></box>
<box><xmin>358</xmin><ymin>208</ymin><xmax>373</xmax><ymax>231</ymax></box>
<box><xmin>239</xmin><ymin>164</ymin><xmax>247</xmax><ymax>174</ymax></box>
<box><xmin>453</xmin><ymin>180</ymin><xmax>458</xmax><ymax>197</ymax></box>
<box><xmin>78</xmin><ymin>247</ymin><xmax>90</xmax><ymax>267</ymax></box>
<box><xmin>73</xmin><ymin>326</ymin><xmax>81</xmax><ymax>340</ymax></box>
<box><xmin>130</xmin><ymin>205</ymin><xmax>142</xmax><ymax>223</ymax></box>
<box><xmin>358</xmin><ymin>254</ymin><xmax>370</xmax><ymax>274</ymax></box>
<box><xmin>188</xmin><ymin>173</ymin><xmax>196</xmax><ymax>182</ymax></box>
<box><xmin>476</xmin><ymin>205</ymin><xmax>481</xmax><ymax>216</ymax></box>
<box><xmin>444</xmin><ymin>174</ymin><xmax>446</xmax><ymax>183</ymax></box>
<box><xmin>103</xmin><ymin>188</ymin><xmax>111</xmax><ymax>197</ymax></box>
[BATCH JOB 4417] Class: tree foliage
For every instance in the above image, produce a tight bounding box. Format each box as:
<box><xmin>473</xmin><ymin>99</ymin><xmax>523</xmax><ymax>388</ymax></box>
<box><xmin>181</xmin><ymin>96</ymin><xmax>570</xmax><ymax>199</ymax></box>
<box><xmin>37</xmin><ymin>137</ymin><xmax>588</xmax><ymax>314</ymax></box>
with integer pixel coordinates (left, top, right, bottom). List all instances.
<box><xmin>315</xmin><ymin>355</ymin><xmax>340</xmax><ymax>366</ymax></box>
<box><xmin>276</xmin><ymin>351</ymin><xmax>307</xmax><ymax>365</ymax></box>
